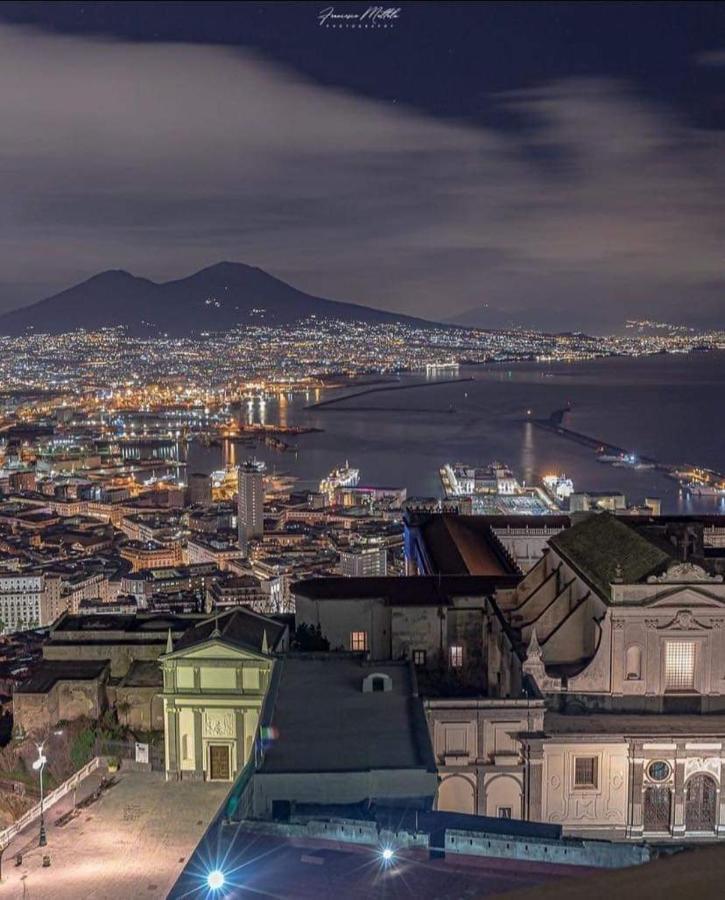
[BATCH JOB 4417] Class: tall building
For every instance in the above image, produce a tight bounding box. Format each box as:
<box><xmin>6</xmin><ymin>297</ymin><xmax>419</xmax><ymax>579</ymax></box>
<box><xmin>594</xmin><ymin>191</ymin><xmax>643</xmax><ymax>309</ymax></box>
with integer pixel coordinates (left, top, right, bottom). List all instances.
<box><xmin>0</xmin><ymin>571</ymin><xmax>64</xmax><ymax>633</ymax></box>
<box><xmin>187</xmin><ymin>472</ymin><xmax>212</xmax><ymax>507</ymax></box>
<box><xmin>338</xmin><ymin>543</ymin><xmax>387</xmax><ymax>577</ymax></box>
<box><xmin>237</xmin><ymin>459</ymin><xmax>265</xmax><ymax>553</ymax></box>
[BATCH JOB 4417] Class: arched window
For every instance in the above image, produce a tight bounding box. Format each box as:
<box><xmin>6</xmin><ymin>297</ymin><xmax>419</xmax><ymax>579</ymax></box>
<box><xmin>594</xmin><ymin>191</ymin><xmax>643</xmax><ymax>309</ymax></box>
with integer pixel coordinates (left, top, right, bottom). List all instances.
<box><xmin>625</xmin><ymin>645</ymin><xmax>642</xmax><ymax>680</ymax></box>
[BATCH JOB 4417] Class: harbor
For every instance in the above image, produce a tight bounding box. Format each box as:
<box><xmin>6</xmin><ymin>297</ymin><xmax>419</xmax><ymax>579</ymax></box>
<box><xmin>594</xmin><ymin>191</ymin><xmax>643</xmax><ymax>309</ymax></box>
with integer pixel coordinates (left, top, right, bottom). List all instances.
<box><xmin>532</xmin><ymin>407</ymin><xmax>725</xmax><ymax>497</ymax></box>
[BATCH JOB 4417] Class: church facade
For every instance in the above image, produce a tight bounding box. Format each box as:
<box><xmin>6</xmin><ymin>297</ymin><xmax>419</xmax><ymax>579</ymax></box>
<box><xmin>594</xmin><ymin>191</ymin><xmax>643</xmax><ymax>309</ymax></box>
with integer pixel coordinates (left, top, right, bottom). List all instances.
<box><xmin>160</xmin><ymin>608</ymin><xmax>286</xmax><ymax>782</ymax></box>
<box><xmin>405</xmin><ymin>511</ymin><xmax>725</xmax><ymax>841</ymax></box>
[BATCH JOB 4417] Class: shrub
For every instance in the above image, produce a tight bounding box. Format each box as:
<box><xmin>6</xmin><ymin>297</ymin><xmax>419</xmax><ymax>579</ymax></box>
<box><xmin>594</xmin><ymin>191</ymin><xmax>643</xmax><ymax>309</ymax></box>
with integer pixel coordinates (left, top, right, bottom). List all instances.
<box><xmin>70</xmin><ymin>727</ymin><xmax>96</xmax><ymax>771</ymax></box>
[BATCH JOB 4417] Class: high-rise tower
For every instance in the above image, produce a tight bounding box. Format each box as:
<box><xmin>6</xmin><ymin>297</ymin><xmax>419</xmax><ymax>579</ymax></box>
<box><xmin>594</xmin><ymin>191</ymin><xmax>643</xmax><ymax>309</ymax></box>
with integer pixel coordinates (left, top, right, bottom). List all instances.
<box><xmin>237</xmin><ymin>459</ymin><xmax>265</xmax><ymax>553</ymax></box>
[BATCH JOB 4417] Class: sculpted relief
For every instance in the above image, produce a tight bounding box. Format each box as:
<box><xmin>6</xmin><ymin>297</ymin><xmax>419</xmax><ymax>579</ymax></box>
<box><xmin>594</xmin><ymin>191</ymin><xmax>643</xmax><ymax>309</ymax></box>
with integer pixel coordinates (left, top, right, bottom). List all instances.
<box><xmin>203</xmin><ymin>710</ymin><xmax>235</xmax><ymax>738</ymax></box>
<box><xmin>647</xmin><ymin>563</ymin><xmax>723</xmax><ymax>584</ymax></box>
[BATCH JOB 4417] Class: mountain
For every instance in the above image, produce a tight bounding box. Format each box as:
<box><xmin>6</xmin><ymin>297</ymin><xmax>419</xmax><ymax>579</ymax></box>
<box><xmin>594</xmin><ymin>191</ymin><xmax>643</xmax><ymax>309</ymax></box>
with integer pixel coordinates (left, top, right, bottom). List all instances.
<box><xmin>0</xmin><ymin>262</ymin><xmax>430</xmax><ymax>336</ymax></box>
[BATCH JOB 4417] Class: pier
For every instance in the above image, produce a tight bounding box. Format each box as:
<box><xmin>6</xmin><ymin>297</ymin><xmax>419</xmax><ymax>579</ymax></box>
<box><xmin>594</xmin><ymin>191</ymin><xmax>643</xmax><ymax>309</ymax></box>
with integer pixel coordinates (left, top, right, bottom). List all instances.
<box><xmin>306</xmin><ymin>376</ymin><xmax>474</xmax><ymax>410</ymax></box>
<box><xmin>532</xmin><ymin>408</ymin><xmax>725</xmax><ymax>490</ymax></box>
<box><xmin>532</xmin><ymin>408</ymin><xmax>657</xmax><ymax>463</ymax></box>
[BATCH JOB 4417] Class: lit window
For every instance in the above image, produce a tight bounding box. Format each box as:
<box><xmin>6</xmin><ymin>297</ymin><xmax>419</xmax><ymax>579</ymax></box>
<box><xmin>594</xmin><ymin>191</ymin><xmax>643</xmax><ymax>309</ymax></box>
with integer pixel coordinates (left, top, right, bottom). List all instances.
<box><xmin>449</xmin><ymin>645</ymin><xmax>463</xmax><ymax>668</ymax></box>
<box><xmin>665</xmin><ymin>641</ymin><xmax>695</xmax><ymax>691</ymax></box>
<box><xmin>413</xmin><ymin>649</ymin><xmax>427</xmax><ymax>666</ymax></box>
<box><xmin>350</xmin><ymin>631</ymin><xmax>368</xmax><ymax>652</ymax></box>
<box><xmin>574</xmin><ymin>756</ymin><xmax>598</xmax><ymax>789</ymax></box>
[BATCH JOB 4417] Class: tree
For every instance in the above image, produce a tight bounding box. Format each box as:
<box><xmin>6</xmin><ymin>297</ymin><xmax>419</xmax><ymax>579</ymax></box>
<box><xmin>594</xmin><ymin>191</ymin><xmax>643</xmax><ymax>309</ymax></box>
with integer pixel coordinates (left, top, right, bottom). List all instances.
<box><xmin>291</xmin><ymin>623</ymin><xmax>329</xmax><ymax>651</ymax></box>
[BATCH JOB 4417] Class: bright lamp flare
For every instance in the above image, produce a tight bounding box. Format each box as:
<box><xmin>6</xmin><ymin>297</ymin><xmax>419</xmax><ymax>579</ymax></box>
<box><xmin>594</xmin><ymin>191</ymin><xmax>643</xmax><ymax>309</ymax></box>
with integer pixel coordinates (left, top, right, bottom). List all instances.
<box><xmin>207</xmin><ymin>870</ymin><xmax>225</xmax><ymax>890</ymax></box>
<box><xmin>381</xmin><ymin>847</ymin><xmax>394</xmax><ymax>862</ymax></box>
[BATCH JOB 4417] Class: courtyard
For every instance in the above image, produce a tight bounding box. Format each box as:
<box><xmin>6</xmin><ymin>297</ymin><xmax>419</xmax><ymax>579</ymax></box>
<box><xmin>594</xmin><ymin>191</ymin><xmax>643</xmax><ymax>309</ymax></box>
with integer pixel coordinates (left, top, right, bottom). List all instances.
<box><xmin>0</xmin><ymin>769</ymin><xmax>228</xmax><ymax>899</ymax></box>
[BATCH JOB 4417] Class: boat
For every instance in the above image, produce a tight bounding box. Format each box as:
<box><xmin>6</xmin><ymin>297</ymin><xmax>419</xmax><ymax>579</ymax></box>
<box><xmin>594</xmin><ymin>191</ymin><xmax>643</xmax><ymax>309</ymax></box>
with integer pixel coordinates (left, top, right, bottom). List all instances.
<box><xmin>686</xmin><ymin>482</ymin><xmax>725</xmax><ymax>496</ymax></box>
<box><xmin>320</xmin><ymin>462</ymin><xmax>360</xmax><ymax>501</ymax></box>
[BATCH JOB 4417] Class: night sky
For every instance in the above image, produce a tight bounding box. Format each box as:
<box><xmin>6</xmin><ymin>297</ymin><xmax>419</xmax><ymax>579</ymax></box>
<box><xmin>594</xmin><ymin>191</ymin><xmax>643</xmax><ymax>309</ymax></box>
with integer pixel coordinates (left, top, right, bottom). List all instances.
<box><xmin>1</xmin><ymin>1</ymin><xmax>725</xmax><ymax>330</ymax></box>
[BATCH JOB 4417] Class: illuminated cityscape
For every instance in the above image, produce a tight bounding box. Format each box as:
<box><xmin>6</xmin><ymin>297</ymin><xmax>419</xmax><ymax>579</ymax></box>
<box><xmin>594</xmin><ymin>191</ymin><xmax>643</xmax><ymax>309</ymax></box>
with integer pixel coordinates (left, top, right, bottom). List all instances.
<box><xmin>1</xmin><ymin>3</ymin><xmax>725</xmax><ymax>899</ymax></box>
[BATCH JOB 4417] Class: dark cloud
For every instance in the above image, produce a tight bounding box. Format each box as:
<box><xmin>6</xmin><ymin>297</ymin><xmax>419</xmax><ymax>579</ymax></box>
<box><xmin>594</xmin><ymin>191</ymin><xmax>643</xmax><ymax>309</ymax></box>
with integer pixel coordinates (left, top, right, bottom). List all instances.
<box><xmin>0</xmin><ymin>24</ymin><xmax>724</xmax><ymax>331</ymax></box>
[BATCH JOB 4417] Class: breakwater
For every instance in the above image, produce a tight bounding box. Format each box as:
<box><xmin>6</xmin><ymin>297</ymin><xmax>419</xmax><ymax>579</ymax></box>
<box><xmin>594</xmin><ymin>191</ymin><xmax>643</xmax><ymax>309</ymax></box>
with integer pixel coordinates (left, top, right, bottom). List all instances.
<box><xmin>306</xmin><ymin>376</ymin><xmax>474</xmax><ymax>410</ymax></box>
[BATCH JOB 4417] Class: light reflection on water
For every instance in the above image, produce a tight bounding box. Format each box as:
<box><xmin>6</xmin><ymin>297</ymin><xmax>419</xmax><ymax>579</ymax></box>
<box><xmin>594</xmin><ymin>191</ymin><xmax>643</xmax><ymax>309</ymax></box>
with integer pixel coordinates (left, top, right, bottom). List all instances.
<box><xmin>187</xmin><ymin>352</ymin><xmax>725</xmax><ymax>513</ymax></box>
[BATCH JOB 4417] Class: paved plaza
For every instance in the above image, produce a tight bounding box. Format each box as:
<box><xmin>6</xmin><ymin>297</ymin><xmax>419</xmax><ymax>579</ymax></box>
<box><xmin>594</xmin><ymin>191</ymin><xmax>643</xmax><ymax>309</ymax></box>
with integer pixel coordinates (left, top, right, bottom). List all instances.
<box><xmin>0</xmin><ymin>769</ymin><xmax>229</xmax><ymax>899</ymax></box>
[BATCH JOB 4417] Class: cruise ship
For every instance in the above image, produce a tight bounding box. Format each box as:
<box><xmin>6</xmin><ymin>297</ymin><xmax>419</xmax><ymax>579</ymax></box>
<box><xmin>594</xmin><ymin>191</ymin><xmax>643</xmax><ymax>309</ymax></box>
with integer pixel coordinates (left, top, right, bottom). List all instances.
<box><xmin>319</xmin><ymin>462</ymin><xmax>360</xmax><ymax>501</ymax></box>
<box><xmin>687</xmin><ymin>481</ymin><xmax>725</xmax><ymax>497</ymax></box>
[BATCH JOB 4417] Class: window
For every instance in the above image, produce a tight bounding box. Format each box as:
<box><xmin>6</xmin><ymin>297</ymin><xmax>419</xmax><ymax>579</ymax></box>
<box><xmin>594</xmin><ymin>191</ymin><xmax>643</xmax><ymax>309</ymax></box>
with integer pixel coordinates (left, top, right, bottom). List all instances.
<box><xmin>647</xmin><ymin>761</ymin><xmax>671</xmax><ymax>783</ymax></box>
<box><xmin>665</xmin><ymin>641</ymin><xmax>695</xmax><ymax>691</ymax></box>
<box><xmin>350</xmin><ymin>631</ymin><xmax>368</xmax><ymax>652</ymax></box>
<box><xmin>449</xmin><ymin>645</ymin><xmax>463</xmax><ymax>668</ymax></box>
<box><xmin>413</xmin><ymin>649</ymin><xmax>427</xmax><ymax>666</ymax></box>
<box><xmin>625</xmin><ymin>645</ymin><xmax>642</xmax><ymax>680</ymax></box>
<box><xmin>574</xmin><ymin>756</ymin><xmax>598</xmax><ymax>789</ymax></box>
<box><xmin>498</xmin><ymin>807</ymin><xmax>512</xmax><ymax>819</ymax></box>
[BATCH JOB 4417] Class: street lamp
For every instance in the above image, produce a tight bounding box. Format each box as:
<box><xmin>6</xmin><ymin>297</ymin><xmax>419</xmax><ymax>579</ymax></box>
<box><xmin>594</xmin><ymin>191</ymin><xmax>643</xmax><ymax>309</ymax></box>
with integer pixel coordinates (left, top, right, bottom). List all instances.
<box><xmin>32</xmin><ymin>742</ymin><xmax>47</xmax><ymax>847</ymax></box>
<box><xmin>207</xmin><ymin>869</ymin><xmax>225</xmax><ymax>890</ymax></box>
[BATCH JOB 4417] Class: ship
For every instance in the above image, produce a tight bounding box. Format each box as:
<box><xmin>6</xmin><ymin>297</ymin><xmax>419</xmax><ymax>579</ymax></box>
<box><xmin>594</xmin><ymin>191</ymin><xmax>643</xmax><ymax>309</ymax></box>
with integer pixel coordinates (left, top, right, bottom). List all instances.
<box><xmin>319</xmin><ymin>462</ymin><xmax>360</xmax><ymax>501</ymax></box>
<box><xmin>686</xmin><ymin>482</ymin><xmax>725</xmax><ymax>496</ymax></box>
<box><xmin>542</xmin><ymin>473</ymin><xmax>574</xmax><ymax>502</ymax></box>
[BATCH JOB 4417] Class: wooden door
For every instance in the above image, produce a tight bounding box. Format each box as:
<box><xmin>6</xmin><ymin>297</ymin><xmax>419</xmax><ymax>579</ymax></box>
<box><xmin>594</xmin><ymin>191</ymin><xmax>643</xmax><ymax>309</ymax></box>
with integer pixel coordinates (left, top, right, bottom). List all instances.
<box><xmin>209</xmin><ymin>744</ymin><xmax>230</xmax><ymax>781</ymax></box>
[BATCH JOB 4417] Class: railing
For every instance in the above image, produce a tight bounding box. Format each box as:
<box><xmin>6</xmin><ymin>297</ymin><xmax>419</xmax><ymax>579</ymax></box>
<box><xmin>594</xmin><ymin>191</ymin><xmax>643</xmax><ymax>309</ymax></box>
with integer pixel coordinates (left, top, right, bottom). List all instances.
<box><xmin>0</xmin><ymin>756</ymin><xmax>102</xmax><ymax>849</ymax></box>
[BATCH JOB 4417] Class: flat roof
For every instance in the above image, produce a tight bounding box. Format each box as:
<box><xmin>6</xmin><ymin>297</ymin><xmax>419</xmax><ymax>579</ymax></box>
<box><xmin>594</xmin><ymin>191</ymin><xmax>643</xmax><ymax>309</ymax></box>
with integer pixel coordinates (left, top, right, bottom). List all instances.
<box><xmin>17</xmin><ymin>659</ymin><xmax>109</xmax><ymax>693</ymax></box>
<box><xmin>292</xmin><ymin>575</ymin><xmax>520</xmax><ymax>604</ymax></box>
<box><xmin>171</xmin><ymin>828</ymin><xmax>587</xmax><ymax>900</ymax></box>
<box><xmin>259</xmin><ymin>656</ymin><xmax>435</xmax><ymax>775</ymax></box>
<box><xmin>51</xmin><ymin>611</ymin><xmax>204</xmax><ymax>635</ymax></box>
<box><xmin>544</xmin><ymin>711</ymin><xmax>725</xmax><ymax>736</ymax></box>
<box><xmin>118</xmin><ymin>659</ymin><xmax>163</xmax><ymax>688</ymax></box>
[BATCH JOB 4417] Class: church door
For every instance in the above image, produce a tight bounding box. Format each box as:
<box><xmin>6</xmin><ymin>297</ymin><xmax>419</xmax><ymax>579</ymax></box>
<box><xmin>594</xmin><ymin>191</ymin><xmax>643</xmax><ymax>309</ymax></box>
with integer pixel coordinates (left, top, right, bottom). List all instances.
<box><xmin>209</xmin><ymin>744</ymin><xmax>231</xmax><ymax>781</ymax></box>
<box><xmin>643</xmin><ymin>786</ymin><xmax>671</xmax><ymax>832</ymax></box>
<box><xmin>685</xmin><ymin>774</ymin><xmax>717</xmax><ymax>832</ymax></box>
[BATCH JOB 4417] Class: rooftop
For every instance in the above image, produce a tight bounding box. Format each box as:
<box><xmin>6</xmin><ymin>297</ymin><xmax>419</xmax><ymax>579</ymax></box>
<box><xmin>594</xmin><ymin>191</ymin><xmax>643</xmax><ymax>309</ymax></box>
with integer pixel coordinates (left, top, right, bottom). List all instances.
<box><xmin>171</xmin><ymin>607</ymin><xmax>286</xmax><ymax>655</ymax></box>
<box><xmin>259</xmin><ymin>655</ymin><xmax>435</xmax><ymax>774</ymax></box>
<box><xmin>549</xmin><ymin>512</ymin><xmax>673</xmax><ymax>599</ymax></box>
<box><xmin>544</xmin><ymin>711</ymin><xmax>725</xmax><ymax>737</ymax></box>
<box><xmin>292</xmin><ymin>574</ymin><xmax>520</xmax><ymax>604</ymax></box>
<box><xmin>407</xmin><ymin>514</ymin><xmax>523</xmax><ymax>576</ymax></box>
<box><xmin>16</xmin><ymin>659</ymin><xmax>109</xmax><ymax>693</ymax></box>
<box><xmin>118</xmin><ymin>658</ymin><xmax>163</xmax><ymax>688</ymax></box>
<box><xmin>50</xmin><ymin>611</ymin><xmax>203</xmax><ymax>638</ymax></box>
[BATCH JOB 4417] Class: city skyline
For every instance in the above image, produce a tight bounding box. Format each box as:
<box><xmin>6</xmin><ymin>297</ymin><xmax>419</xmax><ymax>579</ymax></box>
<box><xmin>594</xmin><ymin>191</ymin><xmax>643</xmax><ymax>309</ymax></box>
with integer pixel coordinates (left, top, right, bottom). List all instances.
<box><xmin>0</xmin><ymin>2</ymin><xmax>724</xmax><ymax>330</ymax></box>
<box><xmin>2</xmin><ymin>5</ymin><xmax>725</xmax><ymax>898</ymax></box>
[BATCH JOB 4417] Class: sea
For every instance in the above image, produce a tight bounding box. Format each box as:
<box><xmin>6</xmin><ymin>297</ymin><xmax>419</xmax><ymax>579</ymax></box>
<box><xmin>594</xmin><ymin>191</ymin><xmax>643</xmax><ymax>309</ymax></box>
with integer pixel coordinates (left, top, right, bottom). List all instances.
<box><xmin>186</xmin><ymin>350</ymin><xmax>725</xmax><ymax>515</ymax></box>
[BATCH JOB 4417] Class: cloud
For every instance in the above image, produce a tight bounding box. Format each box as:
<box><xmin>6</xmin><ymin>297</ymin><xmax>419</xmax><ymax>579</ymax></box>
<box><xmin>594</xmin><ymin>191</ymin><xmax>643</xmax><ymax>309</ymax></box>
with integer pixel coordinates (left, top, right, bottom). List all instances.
<box><xmin>695</xmin><ymin>49</ymin><xmax>725</xmax><ymax>67</ymax></box>
<box><xmin>0</xmin><ymin>23</ymin><xmax>723</xmax><ymax>330</ymax></box>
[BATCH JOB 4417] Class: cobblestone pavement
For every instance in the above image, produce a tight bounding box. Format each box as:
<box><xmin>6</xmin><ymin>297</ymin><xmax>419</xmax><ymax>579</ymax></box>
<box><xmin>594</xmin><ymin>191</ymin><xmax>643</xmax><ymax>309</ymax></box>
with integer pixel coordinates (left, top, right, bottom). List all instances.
<box><xmin>0</xmin><ymin>769</ymin><xmax>229</xmax><ymax>899</ymax></box>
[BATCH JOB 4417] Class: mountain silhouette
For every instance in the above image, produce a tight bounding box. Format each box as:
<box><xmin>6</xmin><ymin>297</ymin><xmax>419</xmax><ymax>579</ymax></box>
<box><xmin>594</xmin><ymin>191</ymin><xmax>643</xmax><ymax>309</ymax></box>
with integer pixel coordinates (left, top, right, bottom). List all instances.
<box><xmin>0</xmin><ymin>262</ymin><xmax>430</xmax><ymax>336</ymax></box>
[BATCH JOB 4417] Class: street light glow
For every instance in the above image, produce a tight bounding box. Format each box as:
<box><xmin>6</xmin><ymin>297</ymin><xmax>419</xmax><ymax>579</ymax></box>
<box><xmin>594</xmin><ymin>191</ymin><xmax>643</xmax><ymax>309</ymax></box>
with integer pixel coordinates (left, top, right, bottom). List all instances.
<box><xmin>381</xmin><ymin>847</ymin><xmax>394</xmax><ymax>862</ymax></box>
<box><xmin>207</xmin><ymin>869</ymin><xmax>225</xmax><ymax>890</ymax></box>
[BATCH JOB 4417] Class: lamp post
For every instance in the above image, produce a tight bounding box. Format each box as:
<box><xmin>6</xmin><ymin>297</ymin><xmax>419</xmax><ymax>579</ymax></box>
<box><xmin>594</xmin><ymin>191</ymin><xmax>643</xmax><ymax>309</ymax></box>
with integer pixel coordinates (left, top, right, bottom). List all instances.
<box><xmin>32</xmin><ymin>742</ymin><xmax>47</xmax><ymax>847</ymax></box>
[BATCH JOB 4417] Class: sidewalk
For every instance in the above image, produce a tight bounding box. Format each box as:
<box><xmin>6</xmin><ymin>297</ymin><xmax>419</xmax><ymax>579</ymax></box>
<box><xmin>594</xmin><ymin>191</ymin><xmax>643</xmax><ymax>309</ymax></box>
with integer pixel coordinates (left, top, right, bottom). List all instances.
<box><xmin>0</xmin><ymin>769</ymin><xmax>229</xmax><ymax>899</ymax></box>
